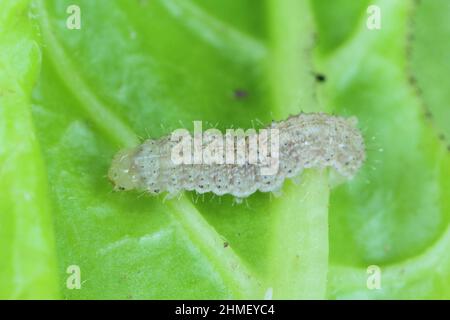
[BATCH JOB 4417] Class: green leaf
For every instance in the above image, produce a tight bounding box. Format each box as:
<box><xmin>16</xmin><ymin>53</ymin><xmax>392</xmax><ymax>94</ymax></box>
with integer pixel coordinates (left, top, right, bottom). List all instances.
<box><xmin>312</xmin><ymin>0</ymin><xmax>450</xmax><ymax>298</ymax></box>
<box><xmin>410</xmin><ymin>0</ymin><xmax>450</xmax><ymax>147</ymax></box>
<box><xmin>0</xmin><ymin>0</ymin><xmax>59</xmax><ymax>299</ymax></box>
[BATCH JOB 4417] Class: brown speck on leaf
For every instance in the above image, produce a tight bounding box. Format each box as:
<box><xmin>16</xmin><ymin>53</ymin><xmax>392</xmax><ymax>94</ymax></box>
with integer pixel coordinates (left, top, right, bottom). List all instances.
<box><xmin>223</xmin><ymin>242</ymin><xmax>229</xmax><ymax>248</ymax></box>
<box><xmin>234</xmin><ymin>89</ymin><xmax>248</xmax><ymax>99</ymax></box>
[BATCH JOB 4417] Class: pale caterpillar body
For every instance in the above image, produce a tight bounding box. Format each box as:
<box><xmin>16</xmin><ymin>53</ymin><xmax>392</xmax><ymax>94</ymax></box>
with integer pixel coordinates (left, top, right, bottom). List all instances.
<box><xmin>108</xmin><ymin>113</ymin><xmax>366</xmax><ymax>199</ymax></box>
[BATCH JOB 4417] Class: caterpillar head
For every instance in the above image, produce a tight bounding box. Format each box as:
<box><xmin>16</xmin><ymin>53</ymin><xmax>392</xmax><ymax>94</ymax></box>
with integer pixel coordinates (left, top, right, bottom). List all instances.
<box><xmin>108</xmin><ymin>148</ymin><xmax>139</xmax><ymax>191</ymax></box>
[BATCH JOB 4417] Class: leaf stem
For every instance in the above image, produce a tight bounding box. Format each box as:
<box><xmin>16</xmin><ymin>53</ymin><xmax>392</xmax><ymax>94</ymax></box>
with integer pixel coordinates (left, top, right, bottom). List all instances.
<box><xmin>167</xmin><ymin>199</ymin><xmax>263</xmax><ymax>299</ymax></box>
<box><xmin>160</xmin><ymin>0</ymin><xmax>267</xmax><ymax>61</ymax></box>
<box><xmin>35</xmin><ymin>0</ymin><xmax>139</xmax><ymax>148</ymax></box>
<box><xmin>268</xmin><ymin>171</ymin><xmax>330</xmax><ymax>299</ymax></box>
<box><xmin>266</xmin><ymin>0</ymin><xmax>318</xmax><ymax>118</ymax></box>
<box><xmin>266</xmin><ymin>0</ymin><xmax>330</xmax><ymax>299</ymax></box>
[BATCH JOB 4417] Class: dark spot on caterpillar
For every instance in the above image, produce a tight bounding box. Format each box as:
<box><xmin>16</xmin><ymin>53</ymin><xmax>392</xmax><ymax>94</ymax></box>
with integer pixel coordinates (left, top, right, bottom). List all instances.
<box><xmin>233</xmin><ymin>89</ymin><xmax>248</xmax><ymax>100</ymax></box>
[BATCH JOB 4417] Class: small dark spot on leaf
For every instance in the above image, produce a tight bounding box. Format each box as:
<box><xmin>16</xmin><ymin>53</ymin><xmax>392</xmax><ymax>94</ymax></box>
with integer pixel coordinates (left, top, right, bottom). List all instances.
<box><xmin>234</xmin><ymin>89</ymin><xmax>248</xmax><ymax>99</ymax></box>
<box><xmin>315</xmin><ymin>73</ymin><xmax>326</xmax><ymax>83</ymax></box>
<box><xmin>223</xmin><ymin>242</ymin><xmax>229</xmax><ymax>248</ymax></box>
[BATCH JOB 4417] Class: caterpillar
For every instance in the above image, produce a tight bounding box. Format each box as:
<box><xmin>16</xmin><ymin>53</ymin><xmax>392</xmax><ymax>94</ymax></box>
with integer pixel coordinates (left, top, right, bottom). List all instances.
<box><xmin>108</xmin><ymin>113</ymin><xmax>366</xmax><ymax>199</ymax></box>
